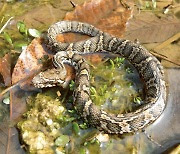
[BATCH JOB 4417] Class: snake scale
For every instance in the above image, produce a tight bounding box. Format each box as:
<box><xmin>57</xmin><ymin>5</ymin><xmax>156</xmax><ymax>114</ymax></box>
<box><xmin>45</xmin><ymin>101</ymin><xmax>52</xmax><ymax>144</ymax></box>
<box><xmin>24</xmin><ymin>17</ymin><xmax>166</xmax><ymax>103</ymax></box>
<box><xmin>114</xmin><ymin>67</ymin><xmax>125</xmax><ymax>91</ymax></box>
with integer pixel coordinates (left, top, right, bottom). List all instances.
<box><xmin>32</xmin><ymin>21</ymin><xmax>166</xmax><ymax>134</ymax></box>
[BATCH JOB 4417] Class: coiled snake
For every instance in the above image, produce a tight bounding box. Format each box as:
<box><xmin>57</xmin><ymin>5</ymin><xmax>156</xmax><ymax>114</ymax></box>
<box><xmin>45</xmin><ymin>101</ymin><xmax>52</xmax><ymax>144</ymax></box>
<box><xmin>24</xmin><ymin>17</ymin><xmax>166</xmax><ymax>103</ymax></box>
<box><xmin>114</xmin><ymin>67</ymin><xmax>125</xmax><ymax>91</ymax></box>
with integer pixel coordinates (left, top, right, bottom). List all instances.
<box><xmin>32</xmin><ymin>21</ymin><xmax>166</xmax><ymax>134</ymax></box>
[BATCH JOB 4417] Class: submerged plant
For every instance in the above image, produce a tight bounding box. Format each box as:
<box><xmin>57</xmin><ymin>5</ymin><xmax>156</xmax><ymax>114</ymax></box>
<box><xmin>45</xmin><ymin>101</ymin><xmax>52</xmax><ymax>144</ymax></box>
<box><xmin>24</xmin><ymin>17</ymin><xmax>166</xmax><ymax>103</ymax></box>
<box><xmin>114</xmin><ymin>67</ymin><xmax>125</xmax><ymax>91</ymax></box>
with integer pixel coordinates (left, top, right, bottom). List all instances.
<box><xmin>90</xmin><ymin>57</ymin><xmax>143</xmax><ymax>114</ymax></box>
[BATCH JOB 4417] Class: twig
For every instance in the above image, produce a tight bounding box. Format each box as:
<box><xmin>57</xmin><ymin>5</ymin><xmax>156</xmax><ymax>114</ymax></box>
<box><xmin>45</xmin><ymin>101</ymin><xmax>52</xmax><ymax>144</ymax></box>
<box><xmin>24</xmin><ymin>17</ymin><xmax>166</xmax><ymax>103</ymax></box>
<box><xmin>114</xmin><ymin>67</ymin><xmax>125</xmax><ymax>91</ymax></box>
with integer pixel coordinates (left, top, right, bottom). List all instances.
<box><xmin>70</xmin><ymin>1</ymin><xmax>76</xmax><ymax>8</ymax></box>
<box><xmin>0</xmin><ymin>69</ymin><xmax>41</xmax><ymax>101</ymax></box>
<box><xmin>150</xmin><ymin>50</ymin><xmax>180</xmax><ymax>66</ymax></box>
<box><xmin>0</xmin><ymin>16</ymin><xmax>14</xmax><ymax>34</ymax></box>
<box><xmin>0</xmin><ymin>83</ymin><xmax>19</xmax><ymax>98</ymax></box>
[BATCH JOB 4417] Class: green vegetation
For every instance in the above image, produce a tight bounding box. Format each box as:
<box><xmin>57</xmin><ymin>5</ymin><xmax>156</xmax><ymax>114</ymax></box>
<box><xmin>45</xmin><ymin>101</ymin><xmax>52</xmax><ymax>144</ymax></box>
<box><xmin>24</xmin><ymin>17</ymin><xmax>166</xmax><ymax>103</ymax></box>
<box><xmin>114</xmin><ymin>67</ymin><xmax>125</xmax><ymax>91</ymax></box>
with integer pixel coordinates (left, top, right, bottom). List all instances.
<box><xmin>90</xmin><ymin>57</ymin><xmax>143</xmax><ymax>114</ymax></box>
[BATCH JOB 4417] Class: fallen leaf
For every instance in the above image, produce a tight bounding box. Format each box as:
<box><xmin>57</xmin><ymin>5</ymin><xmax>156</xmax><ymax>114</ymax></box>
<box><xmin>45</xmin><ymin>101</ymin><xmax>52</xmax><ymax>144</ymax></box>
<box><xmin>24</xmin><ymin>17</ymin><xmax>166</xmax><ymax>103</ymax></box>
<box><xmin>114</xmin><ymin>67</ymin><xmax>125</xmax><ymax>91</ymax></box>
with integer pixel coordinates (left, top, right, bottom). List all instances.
<box><xmin>124</xmin><ymin>12</ymin><xmax>180</xmax><ymax>43</ymax></box>
<box><xmin>14</xmin><ymin>1</ymin><xmax>86</xmax><ymax>30</ymax></box>
<box><xmin>62</xmin><ymin>0</ymin><xmax>132</xmax><ymax>42</ymax></box>
<box><xmin>12</xmin><ymin>38</ymin><xmax>51</xmax><ymax>90</ymax></box>
<box><xmin>0</xmin><ymin>123</ymin><xmax>26</xmax><ymax>154</ymax></box>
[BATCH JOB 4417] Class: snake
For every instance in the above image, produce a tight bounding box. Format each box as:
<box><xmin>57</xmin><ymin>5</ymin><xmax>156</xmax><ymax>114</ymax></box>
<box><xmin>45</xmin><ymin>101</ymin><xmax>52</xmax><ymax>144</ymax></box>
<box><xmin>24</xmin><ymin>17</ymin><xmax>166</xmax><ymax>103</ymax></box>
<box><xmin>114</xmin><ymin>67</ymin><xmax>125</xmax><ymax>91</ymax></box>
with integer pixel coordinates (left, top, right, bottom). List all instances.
<box><xmin>32</xmin><ymin>21</ymin><xmax>166</xmax><ymax>134</ymax></box>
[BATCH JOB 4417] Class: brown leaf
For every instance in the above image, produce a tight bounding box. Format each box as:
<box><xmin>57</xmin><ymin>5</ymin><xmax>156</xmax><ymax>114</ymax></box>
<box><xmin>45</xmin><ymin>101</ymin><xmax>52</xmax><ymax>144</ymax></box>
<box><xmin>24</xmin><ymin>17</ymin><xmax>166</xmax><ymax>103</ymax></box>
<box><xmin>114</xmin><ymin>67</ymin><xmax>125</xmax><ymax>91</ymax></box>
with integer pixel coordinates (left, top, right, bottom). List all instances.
<box><xmin>59</xmin><ymin>0</ymin><xmax>132</xmax><ymax>43</ymax></box>
<box><xmin>13</xmin><ymin>1</ymin><xmax>84</xmax><ymax>30</ymax></box>
<box><xmin>65</xmin><ymin>0</ymin><xmax>132</xmax><ymax>37</ymax></box>
<box><xmin>12</xmin><ymin>38</ymin><xmax>51</xmax><ymax>90</ymax></box>
<box><xmin>11</xmin><ymin>38</ymin><xmax>77</xmax><ymax>90</ymax></box>
<box><xmin>124</xmin><ymin>12</ymin><xmax>180</xmax><ymax>43</ymax></box>
<box><xmin>0</xmin><ymin>54</ymin><xmax>11</xmax><ymax>87</ymax></box>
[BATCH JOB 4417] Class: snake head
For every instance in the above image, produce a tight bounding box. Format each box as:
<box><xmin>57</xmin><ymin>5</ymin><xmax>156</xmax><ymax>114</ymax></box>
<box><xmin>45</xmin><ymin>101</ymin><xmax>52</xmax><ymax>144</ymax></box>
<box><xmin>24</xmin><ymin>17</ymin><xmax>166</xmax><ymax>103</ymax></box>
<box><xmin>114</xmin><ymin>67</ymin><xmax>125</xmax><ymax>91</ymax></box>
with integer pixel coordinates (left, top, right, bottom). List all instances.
<box><xmin>32</xmin><ymin>67</ymin><xmax>68</xmax><ymax>88</ymax></box>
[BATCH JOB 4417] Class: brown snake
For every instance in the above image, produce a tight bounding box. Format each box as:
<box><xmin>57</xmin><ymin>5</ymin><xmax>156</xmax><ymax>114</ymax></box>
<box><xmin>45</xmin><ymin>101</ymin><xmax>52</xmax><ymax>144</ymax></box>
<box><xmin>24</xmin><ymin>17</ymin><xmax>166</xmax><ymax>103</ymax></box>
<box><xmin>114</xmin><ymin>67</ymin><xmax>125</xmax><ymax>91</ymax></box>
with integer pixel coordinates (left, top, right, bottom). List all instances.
<box><xmin>32</xmin><ymin>21</ymin><xmax>166</xmax><ymax>134</ymax></box>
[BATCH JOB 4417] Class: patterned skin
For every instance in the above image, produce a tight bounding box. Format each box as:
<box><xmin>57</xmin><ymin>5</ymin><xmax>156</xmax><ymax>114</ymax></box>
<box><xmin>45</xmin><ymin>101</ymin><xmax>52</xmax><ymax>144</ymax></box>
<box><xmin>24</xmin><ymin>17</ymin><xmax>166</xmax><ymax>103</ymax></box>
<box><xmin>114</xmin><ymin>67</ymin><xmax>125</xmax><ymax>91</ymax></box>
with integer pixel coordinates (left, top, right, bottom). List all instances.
<box><xmin>32</xmin><ymin>21</ymin><xmax>166</xmax><ymax>134</ymax></box>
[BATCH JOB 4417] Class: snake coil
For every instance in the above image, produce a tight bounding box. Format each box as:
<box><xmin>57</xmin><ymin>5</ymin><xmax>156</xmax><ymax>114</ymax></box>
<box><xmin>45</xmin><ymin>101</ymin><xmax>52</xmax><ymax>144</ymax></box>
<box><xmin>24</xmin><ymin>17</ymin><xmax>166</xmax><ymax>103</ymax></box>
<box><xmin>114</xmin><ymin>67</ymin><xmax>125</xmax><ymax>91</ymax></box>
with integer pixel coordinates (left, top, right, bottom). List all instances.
<box><xmin>33</xmin><ymin>21</ymin><xmax>166</xmax><ymax>134</ymax></box>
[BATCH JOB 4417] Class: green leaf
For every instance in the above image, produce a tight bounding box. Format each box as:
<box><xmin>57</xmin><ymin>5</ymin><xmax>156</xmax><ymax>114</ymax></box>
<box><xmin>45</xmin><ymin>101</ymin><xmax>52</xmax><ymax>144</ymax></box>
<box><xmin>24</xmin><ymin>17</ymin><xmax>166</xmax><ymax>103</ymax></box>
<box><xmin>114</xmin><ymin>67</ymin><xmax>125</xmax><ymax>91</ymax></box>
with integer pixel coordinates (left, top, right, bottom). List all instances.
<box><xmin>100</xmin><ymin>85</ymin><xmax>107</xmax><ymax>95</ymax></box>
<box><xmin>28</xmin><ymin>28</ymin><xmax>41</xmax><ymax>38</ymax></box>
<box><xmin>126</xmin><ymin>67</ymin><xmax>133</xmax><ymax>74</ymax></box>
<box><xmin>13</xmin><ymin>42</ymin><xmax>28</xmax><ymax>48</ymax></box>
<box><xmin>67</xmin><ymin>110</ymin><xmax>75</xmax><ymax>114</ymax></box>
<box><xmin>111</xmin><ymin>87</ymin><xmax>116</xmax><ymax>92</ymax></box>
<box><xmin>79</xmin><ymin>147</ymin><xmax>86</xmax><ymax>154</ymax></box>
<box><xmin>109</xmin><ymin>59</ymin><xmax>115</xmax><ymax>69</ymax></box>
<box><xmin>152</xmin><ymin>0</ymin><xmax>156</xmax><ymax>9</ymax></box>
<box><xmin>114</xmin><ymin>57</ymin><xmax>125</xmax><ymax>64</ymax></box>
<box><xmin>72</xmin><ymin>122</ymin><xmax>80</xmax><ymax>135</ymax></box>
<box><xmin>17</xmin><ymin>21</ymin><xmax>28</xmax><ymax>35</ymax></box>
<box><xmin>90</xmin><ymin>87</ymin><xmax>97</xmax><ymax>95</ymax></box>
<box><xmin>127</xmin><ymin>82</ymin><xmax>132</xmax><ymax>87</ymax></box>
<box><xmin>145</xmin><ymin>1</ymin><xmax>150</xmax><ymax>8</ymax></box>
<box><xmin>3</xmin><ymin>32</ymin><xmax>13</xmax><ymax>45</ymax></box>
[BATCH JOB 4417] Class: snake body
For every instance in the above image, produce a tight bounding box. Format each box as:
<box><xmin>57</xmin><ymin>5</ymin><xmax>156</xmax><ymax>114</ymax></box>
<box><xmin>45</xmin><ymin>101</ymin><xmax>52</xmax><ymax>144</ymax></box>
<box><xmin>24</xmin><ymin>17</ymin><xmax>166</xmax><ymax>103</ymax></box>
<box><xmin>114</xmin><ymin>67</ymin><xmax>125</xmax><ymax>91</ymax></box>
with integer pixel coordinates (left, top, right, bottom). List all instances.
<box><xmin>32</xmin><ymin>21</ymin><xmax>166</xmax><ymax>134</ymax></box>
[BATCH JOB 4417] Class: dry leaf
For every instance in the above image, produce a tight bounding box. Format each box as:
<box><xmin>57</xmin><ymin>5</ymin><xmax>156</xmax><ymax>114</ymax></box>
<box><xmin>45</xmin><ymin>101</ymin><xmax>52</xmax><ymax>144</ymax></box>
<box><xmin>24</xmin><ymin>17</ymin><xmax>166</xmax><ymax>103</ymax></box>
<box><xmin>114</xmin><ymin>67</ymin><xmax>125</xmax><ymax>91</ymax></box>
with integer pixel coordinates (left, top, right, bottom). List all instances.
<box><xmin>62</xmin><ymin>0</ymin><xmax>132</xmax><ymax>42</ymax></box>
<box><xmin>13</xmin><ymin>1</ymin><xmax>84</xmax><ymax>30</ymax></box>
<box><xmin>124</xmin><ymin>12</ymin><xmax>180</xmax><ymax>43</ymax></box>
<box><xmin>12</xmin><ymin>38</ymin><xmax>50</xmax><ymax>90</ymax></box>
